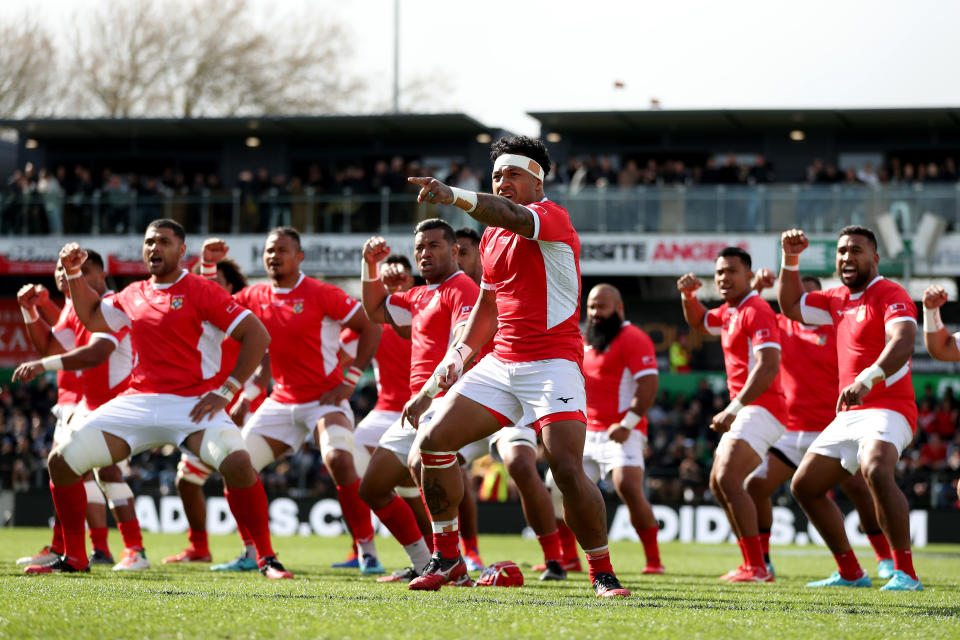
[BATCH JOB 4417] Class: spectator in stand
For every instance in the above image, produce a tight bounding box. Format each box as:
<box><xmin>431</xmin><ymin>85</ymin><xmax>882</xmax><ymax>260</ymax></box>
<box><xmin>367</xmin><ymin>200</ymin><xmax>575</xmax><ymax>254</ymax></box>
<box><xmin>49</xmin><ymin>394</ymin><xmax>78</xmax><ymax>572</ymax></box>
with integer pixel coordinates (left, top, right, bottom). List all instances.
<box><xmin>929</xmin><ymin>398</ymin><xmax>957</xmax><ymax>440</ymax></box>
<box><xmin>919</xmin><ymin>433</ymin><xmax>948</xmax><ymax>470</ymax></box>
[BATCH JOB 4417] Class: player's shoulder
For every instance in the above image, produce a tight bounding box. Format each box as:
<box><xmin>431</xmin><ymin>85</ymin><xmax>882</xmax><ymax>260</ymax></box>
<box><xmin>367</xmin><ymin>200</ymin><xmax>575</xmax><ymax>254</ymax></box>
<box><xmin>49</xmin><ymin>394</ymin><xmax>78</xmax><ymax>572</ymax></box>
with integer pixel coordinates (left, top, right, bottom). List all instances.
<box><xmin>871</xmin><ymin>277</ymin><xmax>911</xmax><ymax>299</ymax></box>
<box><xmin>527</xmin><ymin>199</ymin><xmax>569</xmax><ymax>216</ymax></box>
<box><xmin>445</xmin><ymin>271</ymin><xmax>480</xmax><ymax>294</ymax></box>
<box><xmin>619</xmin><ymin>321</ymin><xmax>651</xmax><ymax>343</ymax></box>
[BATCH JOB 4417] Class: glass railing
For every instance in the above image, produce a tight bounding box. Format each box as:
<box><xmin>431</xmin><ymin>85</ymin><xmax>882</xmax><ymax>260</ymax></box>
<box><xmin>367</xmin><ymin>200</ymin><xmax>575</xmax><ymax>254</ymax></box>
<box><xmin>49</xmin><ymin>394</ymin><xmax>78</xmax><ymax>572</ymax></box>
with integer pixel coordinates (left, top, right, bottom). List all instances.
<box><xmin>3</xmin><ymin>183</ymin><xmax>959</xmax><ymax>236</ymax></box>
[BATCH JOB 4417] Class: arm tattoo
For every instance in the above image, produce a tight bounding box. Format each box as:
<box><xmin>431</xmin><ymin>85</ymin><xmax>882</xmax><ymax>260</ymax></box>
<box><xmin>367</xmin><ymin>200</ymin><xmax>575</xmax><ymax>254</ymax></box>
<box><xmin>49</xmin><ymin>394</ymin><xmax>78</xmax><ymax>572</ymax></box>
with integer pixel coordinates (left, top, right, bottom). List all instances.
<box><xmin>422</xmin><ymin>477</ymin><xmax>452</xmax><ymax>515</ymax></box>
<box><xmin>471</xmin><ymin>194</ymin><xmax>535</xmax><ymax>237</ymax></box>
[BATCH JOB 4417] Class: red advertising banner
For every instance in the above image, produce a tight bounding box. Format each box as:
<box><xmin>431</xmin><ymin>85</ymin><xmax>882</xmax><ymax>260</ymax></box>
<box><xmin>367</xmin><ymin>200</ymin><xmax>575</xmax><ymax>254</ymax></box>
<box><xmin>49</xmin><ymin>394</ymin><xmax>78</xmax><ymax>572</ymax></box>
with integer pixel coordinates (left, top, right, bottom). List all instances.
<box><xmin>0</xmin><ymin>299</ymin><xmax>42</xmax><ymax>367</ymax></box>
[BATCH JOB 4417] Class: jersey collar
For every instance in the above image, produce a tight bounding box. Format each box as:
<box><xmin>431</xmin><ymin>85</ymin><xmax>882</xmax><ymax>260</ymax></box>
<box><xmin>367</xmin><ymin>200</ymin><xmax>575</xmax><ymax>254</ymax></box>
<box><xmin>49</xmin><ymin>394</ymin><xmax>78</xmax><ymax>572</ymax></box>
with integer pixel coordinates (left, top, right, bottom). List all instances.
<box><xmin>848</xmin><ymin>275</ymin><xmax>883</xmax><ymax>300</ymax></box>
<box><xmin>152</xmin><ymin>269</ymin><xmax>188</xmax><ymax>290</ymax></box>
<box><xmin>734</xmin><ymin>290</ymin><xmax>758</xmax><ymax>308</ymax></box>
<box><xmin>426</xmin><ymin>269</ymin><xmax>464</xmax><ymax>291</ymax></box>
<box><xmin>272</xmin><ymin>272</ymin><xmax>305</xmax><ymax>294</ymax></box>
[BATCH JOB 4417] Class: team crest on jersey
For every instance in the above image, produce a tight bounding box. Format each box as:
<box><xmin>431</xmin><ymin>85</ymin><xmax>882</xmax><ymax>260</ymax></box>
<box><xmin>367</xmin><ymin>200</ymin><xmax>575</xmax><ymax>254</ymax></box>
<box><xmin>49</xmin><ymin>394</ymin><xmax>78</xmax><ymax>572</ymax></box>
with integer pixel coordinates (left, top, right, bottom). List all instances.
<box><xmin>856</xmin><ymin>305</ymin><xmax>866</xmax><ymax>322</ymax></box>
<box><xmin>817</xmin><ymin>335</ymin><xmax>828</xmax><ymax>346</ymax></box>
<box><xmin>171</xmin><ymin>295</ymin><xmax>185</xmax><ymax>310</ymax></box>
<box><xmin>292</xmin><ymin>300</ymin><xmax>304</xmax><ymax>314</ymax></box>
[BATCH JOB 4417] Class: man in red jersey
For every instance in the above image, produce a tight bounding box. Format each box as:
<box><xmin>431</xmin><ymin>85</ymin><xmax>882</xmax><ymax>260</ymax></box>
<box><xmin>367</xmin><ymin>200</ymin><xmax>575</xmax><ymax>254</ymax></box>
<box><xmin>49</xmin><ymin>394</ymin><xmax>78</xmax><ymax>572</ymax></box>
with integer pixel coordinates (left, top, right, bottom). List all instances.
<box><xmin>678</xmin><ymin>246</ymin><xmax>785</xmax><ymax>583</ymax></box>
<box><xmin>28</xmin><ymin>219</ymin><xmax>290</xmax><ymax>579</ymax></box>
<box><xmin>746</xmin><ymin>270</ymin><xmax>894</xmax><ymax>580</ymax></box>
<box><xmin>15</xmin><ymin>253</ymin><xmax>145</xmax><ymax>571</ymax></box>
<box><xmin>336</xmin><ymin>253</ymin><xmax>427</xmax><ymax>570</ymax></box>
<box><xmin>402</xmin><ymin>136</ymin><xmax>629</xmax><ymax>597</ymax></box>
<box><xmin>779</xmin><ymin>226</ymin><xmax>921</xmax><ymax>591</ymax></box>
<box><xmin>359</xmin><ymin>219</ymin><xmax>479</xmax><ymax>583</ymax></box>
<box><xmin>557</xmin><ymin>283</ymin><xmax>663</xmax><ymax>575</ymax></box>
<box><xmin>208</xmin><ymin>227</ymin><xmax>385</xmax><ymax>574</ymax></box>
<box><xmin>163</xmin><ymin>257</ymin><xmax>269</xmax><ymax>569</ymax></box>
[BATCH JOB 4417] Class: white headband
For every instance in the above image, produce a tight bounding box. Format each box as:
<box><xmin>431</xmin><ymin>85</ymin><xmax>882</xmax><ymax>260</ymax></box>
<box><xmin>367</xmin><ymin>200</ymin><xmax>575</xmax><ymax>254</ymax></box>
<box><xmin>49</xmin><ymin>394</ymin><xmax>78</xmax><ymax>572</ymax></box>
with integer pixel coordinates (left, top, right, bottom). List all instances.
<box><xmin>493</xmin><ymin>154</ymin><xmax>545</xmax><ymax>182</ymax></box>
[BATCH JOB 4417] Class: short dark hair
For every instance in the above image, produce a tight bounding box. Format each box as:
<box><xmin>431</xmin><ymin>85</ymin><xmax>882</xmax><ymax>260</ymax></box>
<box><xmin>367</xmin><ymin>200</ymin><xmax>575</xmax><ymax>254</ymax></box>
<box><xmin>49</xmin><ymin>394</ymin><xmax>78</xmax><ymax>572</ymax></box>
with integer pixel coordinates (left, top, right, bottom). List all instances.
<box><xmin>489</xmin><ymin>135</ymin><xmax>551</xmax><ymax>177</ymax></box>
<box><xmin>717</xmin><ymin>246</ymin><xmax>752</xmax><ymax>269</ymax></box>
<box><xmin>455</xmin><ymin>227</ymin><xmax>481</xmax><ymax>246</ymax></box>
<box><xmin>838</xmin><ymin>225</ymin><xmax>878</xmax><ymax>252</ymax></box>
<box><xmin>146</xmin><ymin>218</ymin><xmax>185</xmax><ymax>243</ymax></box>
<box><xmin>414</xmin><ymin>218</ymin><xmax>456</xmax><ymax>245</ymax></box>
<box><xmin>801</xmin><ymin>275</ymin><xmax>822</xmax><ymax>290</ymax></box>
<box><xmin>267</xmin><ymin>226</ymin><xmax>302</xmax><ymax>251</ymax></box>
<box><xmin>83</xmin><ymin>249</ymin><xmax>104</xmax><ymax>271</ymax></box>
<box><xmin>384</xmin><ymin>254</ymin><xmax>412</xmax><ymax>272</ymax></box>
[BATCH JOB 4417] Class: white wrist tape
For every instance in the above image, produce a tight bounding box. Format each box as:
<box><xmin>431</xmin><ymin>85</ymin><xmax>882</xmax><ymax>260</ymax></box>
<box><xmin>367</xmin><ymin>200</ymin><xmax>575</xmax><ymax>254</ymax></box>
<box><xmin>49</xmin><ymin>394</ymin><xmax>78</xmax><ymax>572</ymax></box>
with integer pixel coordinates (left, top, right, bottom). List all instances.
<box><xmin>620</xmin><ymin>411</ymin><xmax>641</xmax><ymax>429</ymax></box>
<box><xmin>344</xmin><ymin>366</ymin><xmax>363</xmax><ymax>387</ymax></box>
<box><xmin>211</xmin><ymin>383</ymin><xmax>236</xmax><ymax>403</ymax></box>
<box><xmin>924</xmin><ymin>307</ymin><xmax>945</xmax><ymax>333</ymax></box>
<box><xmin>781</xmin><ymin>254</ymin><xmax>800</xmax><ymax>271</ymax></box>
<box><xmin>434</xmin><ymin>342</ymin><xmax>471</xmax><ymax>383</ymax></box>
<box><xmin>725</xmin><ymin>398</ymin><xmax>745</xmax><ymax>415</ymax></box>
<box><xmin>361</xmin><ymin>260</ymin><xmax>380</xmax><ymax>282</ymax></box>
<box><xmin>201</xmin><ymin>262</ymin><xmax>217</xmax><ymax>278</ymax></box>
<box><xmin>242</xmin><ymin>380</ymin><xmax>262</xmax><ymax>402</ymax></box>
<box><xmin>21</xmin><ymin>306</ymin><xmax>39</xmax><ymax>324</ymax></box>
<box><xmin>854</xmin><ymin>364</ymin><xmax>886</xmax><ymax>391</ymax></box>
<box><xmin>41</xmin><ymin>355</ymin><xmax>63</xmax><ymax>371</ymax></box>
<box><xmin>65</xmin><ymin>270</ymin><xmax>82</xmax><ymax>280</ymax></box>
<box><xmin>423</xmin><ymin>375</ymin><xmax>441</xmax><ymax>398</ymax></box>
<box><xmin>225</xmin><ymin>376</ymin><xmax>241</xmax><ymax>392</ymax></box>
<box><xmin>450</xmin><ymin>187</ymin><xmax>478</xmax><ymax>213</ymax></box>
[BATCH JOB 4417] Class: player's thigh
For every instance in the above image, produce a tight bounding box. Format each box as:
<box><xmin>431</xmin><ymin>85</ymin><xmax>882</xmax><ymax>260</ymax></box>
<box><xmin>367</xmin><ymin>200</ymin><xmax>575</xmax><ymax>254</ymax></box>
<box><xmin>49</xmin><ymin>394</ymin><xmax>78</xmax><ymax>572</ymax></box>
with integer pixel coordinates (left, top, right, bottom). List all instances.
<box><xmin>713</xmin><ymin>436</ymin><xmax>761</xmax><ymax>485</ymax></box>
<box><xmin>611</xmin><ymin>464</ymin><xmax>646</xmax><ymax>500</ymax></box>
<box><xmin>360</xmin><ymin>447</ymin><xmax>413</xmax><ymax>498</ymax></box>
<box><xmin>747</xmin><ymin>452</ymin><xmax>795</xmax><ymax>497</ymax></box>
<box><xmin>792</xmin><ymin>452</ymin><xmax>851</xmax><ymax>497</ymax></box>
<box><xmin>540</xmin><ymin>419</ymin><xmax>588</xmax><ymax>473</ymax></box>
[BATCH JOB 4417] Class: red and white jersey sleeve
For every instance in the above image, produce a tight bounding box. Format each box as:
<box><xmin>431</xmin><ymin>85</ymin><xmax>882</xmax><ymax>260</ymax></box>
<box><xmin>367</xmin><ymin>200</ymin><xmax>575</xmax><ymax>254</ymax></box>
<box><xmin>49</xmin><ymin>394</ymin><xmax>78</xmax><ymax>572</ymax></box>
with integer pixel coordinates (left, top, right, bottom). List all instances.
<box><xmin>235</xmin><ymin>274</ymin><xmax>360</xmax><ymax>404</ymax></box>
<box><xmin>800</xmin><ymin>277</ymin><xmax>917</xmax><ymax>428</ymax></box>
<box><xmin>777</xmin><ymin>315</ymin><xmax>838</xmax><ymax>432</ymax></box>
<box><xmin>387</xmin><ymin>271</ymin><xmax>478</xmax><ymax>396</ymax></box>
<box><xmin>51</xmin><ymin>300</ymin><xmax>82</xmax><ymax>406</ymax></box>
<box><xmin>479</xmin><ymin>199</ymin><xmax>583</xmax><ymax>365</ymax></box>
<box><xmin>66</xmin><ymin>292</ymin><xmax>134</xmax><ymax>410</ymax></box>
<box><xmin>103</xmin><ymin>270</ymin><xmax>251</xmax><ymax>396</ymax></box>
<box><xmin>583</xmin><ymin>323</ymin><xmax>658</xmax><ymax>434</ymax></box>
<box><xmin>704</xmin><ymin>291</ymin><xmax>787</xmax><ymax>424</ymax></box>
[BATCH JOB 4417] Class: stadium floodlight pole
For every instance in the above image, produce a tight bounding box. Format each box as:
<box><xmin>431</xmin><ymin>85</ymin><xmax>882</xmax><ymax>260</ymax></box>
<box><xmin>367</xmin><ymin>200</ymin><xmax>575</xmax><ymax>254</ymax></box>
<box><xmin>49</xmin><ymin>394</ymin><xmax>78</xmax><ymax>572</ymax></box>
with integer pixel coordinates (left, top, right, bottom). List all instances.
<box><xmin>393</xmin><ymin>0</ymin><xmax>400</xmax><ymax>113</ymax></box>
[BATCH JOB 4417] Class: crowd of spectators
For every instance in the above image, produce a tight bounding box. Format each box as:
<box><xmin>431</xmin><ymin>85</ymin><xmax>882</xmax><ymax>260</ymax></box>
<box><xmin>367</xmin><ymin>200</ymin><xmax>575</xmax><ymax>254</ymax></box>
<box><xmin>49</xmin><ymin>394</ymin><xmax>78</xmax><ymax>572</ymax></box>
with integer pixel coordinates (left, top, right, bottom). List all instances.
<box><xmin>2</xmin><ymin>373</ymin><xmax>958</xmax><ymax>512</ymax></box>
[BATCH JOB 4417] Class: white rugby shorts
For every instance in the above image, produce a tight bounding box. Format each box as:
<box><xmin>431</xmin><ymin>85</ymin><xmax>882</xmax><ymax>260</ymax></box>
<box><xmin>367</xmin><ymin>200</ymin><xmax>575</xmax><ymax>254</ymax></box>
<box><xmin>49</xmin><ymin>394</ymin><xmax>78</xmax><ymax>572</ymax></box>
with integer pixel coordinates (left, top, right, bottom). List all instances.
<box><xmin>451</xmin><ymin>356</ymin><xmax>586</xmax><ymax>432</ymax></box>
<box><xmin>582</xmin><ymin>428</ymin><xmax>647</xmax><ymax>482</ymax></box>
<box><xmin>767</xmin><ymin>430</ymin><xmax>822</xmax><ymax>469</ymax></box>
<box><xmin>807</xmin><ymin>408</ymin><xmax>914</xmax><ymax>474</ymax></box>
<box><xmin>378</xmin><ymin>401</ymin><xmax>440</xmax><ymax>464</ymax></box>
<box><xmin>354</xmin><ymin>409</ymin><xmax>402</xmax><ymax>450</ymax></box>
<box><xmin>241</xmin><ymin>396</ymin><xmax>354</xmax><ymax>453</ymax></box>
<box><xmin>75</xmin><ymin>393</ymin><xmax>240</xmax><ymax>456</ymax></box>
<box><xmin>719</xmin><ymin>405</ymin><xmax>786</xmax><ymax>460</ymax></box>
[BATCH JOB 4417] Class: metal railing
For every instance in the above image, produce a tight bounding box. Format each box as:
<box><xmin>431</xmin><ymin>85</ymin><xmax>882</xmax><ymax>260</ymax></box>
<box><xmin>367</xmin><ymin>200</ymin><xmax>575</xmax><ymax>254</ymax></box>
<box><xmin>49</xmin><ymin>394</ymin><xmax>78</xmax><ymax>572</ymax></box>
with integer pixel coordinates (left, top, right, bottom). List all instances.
<box><xmin>4</xmin><ymin>183</ymin><xmax>959</xmax><ymax>236</ymax></box>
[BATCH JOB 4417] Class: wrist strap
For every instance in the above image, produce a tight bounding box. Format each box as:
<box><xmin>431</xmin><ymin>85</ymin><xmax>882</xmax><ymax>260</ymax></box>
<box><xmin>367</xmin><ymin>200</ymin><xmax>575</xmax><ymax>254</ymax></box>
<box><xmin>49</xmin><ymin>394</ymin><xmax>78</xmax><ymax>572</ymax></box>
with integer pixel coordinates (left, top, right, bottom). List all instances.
<box><xmin>65</xmin><ymin>270</ymin><xmax>82</xmax><ymax>280</ymax></box>
<box><xmin>423</xmin><ymin>375</ymin><xmax>441</xmax><ymax>398</ymax></box>
<box><xmin>242</xmin><ymin>380</ymin><xmax>262</xmax><ymax>402</ymax></box>
<box><xmin>344</xmin><ymin>366</ymin><xmax>363</xmax><ymax>387</ymax></box>
<box><xmin>620</xmin><ymin>411</ymin><xmax>641</xmax><ymax>429</ymax></box>
<box><xmin>855</xmin><ymin>363</ymin><xmax>885</xmax><ymax>391</ymax></box>
<box><xmin>201</xmin><ymin>262</ymin><xmax>217</xmax><ymax>278</ymax></box>
<box><xmin>361</xmin><ymin>260</ymin><xmax>380</xmax><ymax>282</ymax></box>
<box><xmin>781</xmin><ymin>253</ymin><xmax>800</xmax><ymax>271</ymax></box>
<box><xmin>21</xmin><ymin>306</ymin><xmax>39</xmax><ymax>324</ymax></box>
<box><xmin>725</xmin><ymin>398</ymin><xmax>744</xmax><ymax>416</ymax></box>
<box><xmin>211</xmin><ymin>384</ymin><xmax>236</xmax><ymax>403</ymax></box>
<box><xmin>924</xmin><ymin>307</ymin><xmax>945</xmax><ymax>333</ymax></box>
<box><xmin>41</xmin><ymin>355</ymin><xmax>64</xmax><ymax>371</ymax></box>
<box><xmin>450</xmin><ymin>187</ymin><xmax>478</xmax><ymax>213</ymax></box>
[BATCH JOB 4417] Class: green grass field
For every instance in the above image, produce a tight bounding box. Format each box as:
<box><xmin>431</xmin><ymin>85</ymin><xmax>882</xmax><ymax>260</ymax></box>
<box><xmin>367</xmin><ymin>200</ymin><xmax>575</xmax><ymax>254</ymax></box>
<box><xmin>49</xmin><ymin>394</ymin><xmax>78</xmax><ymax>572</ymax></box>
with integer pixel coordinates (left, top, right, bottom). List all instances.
<box><xmin>0</xmin><ymin>528</ymin><xmax>958</xmax><ymax>639</ymax></box>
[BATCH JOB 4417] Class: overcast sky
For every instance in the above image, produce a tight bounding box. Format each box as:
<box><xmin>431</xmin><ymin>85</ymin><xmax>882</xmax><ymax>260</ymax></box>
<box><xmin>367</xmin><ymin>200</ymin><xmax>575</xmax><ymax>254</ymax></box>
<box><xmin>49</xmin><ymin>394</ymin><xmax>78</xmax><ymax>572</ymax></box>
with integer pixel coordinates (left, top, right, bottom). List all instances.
<box><xmin>6</xmin><ymin>0</ymin><xmax>960</xmax><ymax>134</ymax></box>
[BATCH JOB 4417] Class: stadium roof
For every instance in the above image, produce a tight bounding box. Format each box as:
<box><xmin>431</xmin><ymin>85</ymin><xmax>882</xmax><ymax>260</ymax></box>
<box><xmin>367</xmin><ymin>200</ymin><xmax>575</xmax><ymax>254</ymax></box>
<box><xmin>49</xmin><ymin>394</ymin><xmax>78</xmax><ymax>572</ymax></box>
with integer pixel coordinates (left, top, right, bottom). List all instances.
<box><xmin>529</xmin><ymin>107</ymin><xmax>960</xmax><ymax>135</ymax></box>
<box><xmin>0</xmin><ymin>113</ymin><xmax>492</xmax><ymax>140</ymax></box>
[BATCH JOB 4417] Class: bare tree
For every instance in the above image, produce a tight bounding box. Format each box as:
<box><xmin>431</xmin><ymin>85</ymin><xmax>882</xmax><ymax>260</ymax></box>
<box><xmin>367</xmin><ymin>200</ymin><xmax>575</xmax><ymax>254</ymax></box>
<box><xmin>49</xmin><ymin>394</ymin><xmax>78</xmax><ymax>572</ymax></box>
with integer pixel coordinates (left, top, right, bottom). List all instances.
<box><xmin>0</xmin><ymin>21</ymin><xmax>58</xmax><ymax>117</ymax></box>
<box><xmin>66</xmin><ymin>0</ymin><xmax>364</xmax><ymax>118</ymax></box>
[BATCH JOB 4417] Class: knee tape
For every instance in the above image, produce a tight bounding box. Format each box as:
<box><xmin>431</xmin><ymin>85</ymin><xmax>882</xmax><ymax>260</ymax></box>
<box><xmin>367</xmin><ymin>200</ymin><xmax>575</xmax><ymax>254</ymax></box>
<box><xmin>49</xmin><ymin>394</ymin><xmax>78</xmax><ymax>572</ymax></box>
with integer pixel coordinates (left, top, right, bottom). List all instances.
<box><xmin>319</xmin><ymin>425</ymin><xmax>355</xmax><ymax>459</ymax></box>
<box><xmin>352</xmin><ymin>442</ymin><xmax>371</xmax><ymax>478</ymax></box>
<box><xmin>544</xmin><ymin>469</ymin><xmax>564</xmax><ymax>519</ymax></box>
<box><xmin>243</xmin><ymin>431</ymin><xmax>276</xmax><ymax>472</ymax></box>
<box><xmin>101</xmin><ymin>482</ymin><xmax>134</xmax><ymax>508</ymax></box>
<box><xmin>199</xmin><ymin>428</ymin><xmax>247</xmax><ymax>471</ymax></box>
<box><xmin>176</xmin><ymin>456</ymin><xmax>214</xmax><ymax>486</ymax></box>
<box><xmin>395</xmin><ymin>485</ymin><xmax>421</xmax><ymax>499</ymax></box>
<box><xmin>84</xmin><ymin>480</ymin><xmax>105</xmax><ymax>505</ymax></box>
<box><xmin>56</xmin><ymin>426</ymin><xmax>114</xmax><ymax>476</ymax></box>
